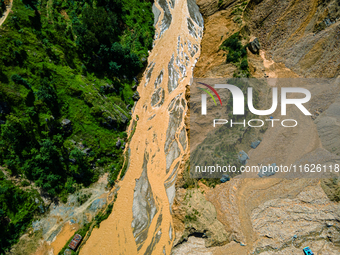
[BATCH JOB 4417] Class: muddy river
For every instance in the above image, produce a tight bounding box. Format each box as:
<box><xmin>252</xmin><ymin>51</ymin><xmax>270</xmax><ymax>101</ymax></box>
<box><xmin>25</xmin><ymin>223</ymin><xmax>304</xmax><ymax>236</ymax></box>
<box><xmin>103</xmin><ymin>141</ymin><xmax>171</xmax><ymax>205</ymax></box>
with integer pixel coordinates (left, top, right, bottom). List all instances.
<box><xmin>79</xmin><ymin>0</ymin><xmax>203</xmax><ymax>254</ymax></box>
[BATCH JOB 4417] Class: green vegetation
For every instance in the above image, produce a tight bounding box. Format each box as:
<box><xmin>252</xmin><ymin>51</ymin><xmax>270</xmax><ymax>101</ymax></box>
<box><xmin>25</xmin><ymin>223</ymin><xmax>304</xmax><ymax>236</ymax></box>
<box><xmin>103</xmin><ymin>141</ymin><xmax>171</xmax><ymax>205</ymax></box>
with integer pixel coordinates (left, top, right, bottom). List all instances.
<box><xmin>233</xmin><ymin>16</ymin><xmax>242</xmax><ymax>25</ymax></box>
<box><xmin>221</xmin><ymin>32</ymin><xmax>247</xmax><ymax>63</ymax></box>
<box><xmin>0</xmin><ymin>0</ymin><xmax>154</xmax><ymax>252</ymax></box>
<box><xmin>58</xmin><ymin>221</ymin><xmax>93</xmax><ymax>255</ymax></box>
<box><xmin>8</xmin><ymin>231</ymin><xmax>44</xmax><ymax>255</ymax></box>
<box><xmin>58</xmin><ymin>194</ymin><xmax>117</xmax><ymax>255</ymax></box>
<box><xmin>77</xmin><ymin>192</ymin><xmax>92</xmax><ymax>205</ymax></box>
<box><xmin>321</xmin><ymin>177</ymin><xmax>340</xmax><ymax>202</ymax></box>
<box><xmin>230</xmin><ymin>2</ymin><xmax>247</xmax><ymax>17</ymax></box>
<box><xmin>220</xmin><ymin>32</ymin><xmax>250</xmax><ymax>77</ymax></box>
<box><xmin>182</xmin><ymin>160</ymin><xmax>197</xmax><ymax>189</ymax></box>
<box><xmin>184</xmin><ymin>212</ymin><xmax>197</xmax><ymax>223</ymax></box>
<box><xmin>0</xmin><ymin>170</ymin><xmax>44</xmax><ymax>252</ymax></box>
<box><xmin>231</xmin><ymin>7</ymin><xmax>243</xmax><ymax>16</ymax></box>
<box><xmin>229</xmin><ymin>1</ymin><xmax>247</xmax><ymax>25</ymax></box>
<box><xmin>181</xmin><ymin>159</ymin><xmax>224</xmax><ymax>189</ymax></box>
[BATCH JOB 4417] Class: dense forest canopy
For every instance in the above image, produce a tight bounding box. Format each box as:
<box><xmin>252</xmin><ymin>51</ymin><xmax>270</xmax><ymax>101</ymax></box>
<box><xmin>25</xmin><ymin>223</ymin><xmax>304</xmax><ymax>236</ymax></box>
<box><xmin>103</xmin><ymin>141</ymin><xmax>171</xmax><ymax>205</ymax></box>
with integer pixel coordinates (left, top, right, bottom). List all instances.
<box><xmin>0</xmin><ymin>0</ymin><xmax>154</xmax><ymax>252</ymax></box>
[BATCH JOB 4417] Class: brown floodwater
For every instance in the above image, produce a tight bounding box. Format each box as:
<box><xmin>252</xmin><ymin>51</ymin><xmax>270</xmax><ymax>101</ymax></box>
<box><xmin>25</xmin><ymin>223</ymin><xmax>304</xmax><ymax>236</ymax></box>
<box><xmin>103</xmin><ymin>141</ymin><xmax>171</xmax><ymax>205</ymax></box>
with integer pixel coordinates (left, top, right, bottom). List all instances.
<box><xmin>79</xmin><ymin>0</ymin><xmax>203</xmax><ymax>254</ymax></box>
<box><xmin>51</xmin><ymin>223</ymin><xmax>78</xmax><ymax>255</ymax></box>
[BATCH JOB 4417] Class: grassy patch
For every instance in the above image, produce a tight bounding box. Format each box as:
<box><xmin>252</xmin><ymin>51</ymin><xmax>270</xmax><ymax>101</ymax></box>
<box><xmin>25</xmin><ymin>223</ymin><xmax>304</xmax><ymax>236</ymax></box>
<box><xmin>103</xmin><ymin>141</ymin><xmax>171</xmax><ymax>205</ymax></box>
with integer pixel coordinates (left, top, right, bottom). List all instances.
<box><xmin>7</xmin><ymin>230</ymin><xmax>43</xmax><ymax>255</ymax></box>
<box><xmin>0</xmin><ymin>170</ymin><xmax>44</xmax><ymax>253</ymax></box>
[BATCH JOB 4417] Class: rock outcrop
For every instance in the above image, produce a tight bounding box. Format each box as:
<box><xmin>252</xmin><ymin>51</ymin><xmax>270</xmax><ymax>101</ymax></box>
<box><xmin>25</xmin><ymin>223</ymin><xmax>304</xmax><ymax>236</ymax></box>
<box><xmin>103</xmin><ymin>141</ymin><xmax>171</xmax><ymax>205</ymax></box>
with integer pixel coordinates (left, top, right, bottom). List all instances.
<box><xmin>248</xmin><ymin>37</ymin><xmax>260</xmax><ymax>54</ymax></box>
<box><xmin>251</xmin><ymin>185</ymin><xmax>340</xmax><ymax>254</ymax></box>
<box><xmin>172</xmin><ymin>189</ymin><xmax>229</xmax><ymax>248</ymax></box>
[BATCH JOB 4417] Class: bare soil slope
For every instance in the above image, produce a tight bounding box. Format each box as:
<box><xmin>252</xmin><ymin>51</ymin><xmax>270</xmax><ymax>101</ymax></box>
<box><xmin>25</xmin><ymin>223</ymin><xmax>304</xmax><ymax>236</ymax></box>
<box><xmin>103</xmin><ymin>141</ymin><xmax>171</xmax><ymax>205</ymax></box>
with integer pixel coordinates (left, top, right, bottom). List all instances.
<box><xmin>173</xmin><ymin>0</ymin><xmax>340</xmax><ymax>254</ymax></box>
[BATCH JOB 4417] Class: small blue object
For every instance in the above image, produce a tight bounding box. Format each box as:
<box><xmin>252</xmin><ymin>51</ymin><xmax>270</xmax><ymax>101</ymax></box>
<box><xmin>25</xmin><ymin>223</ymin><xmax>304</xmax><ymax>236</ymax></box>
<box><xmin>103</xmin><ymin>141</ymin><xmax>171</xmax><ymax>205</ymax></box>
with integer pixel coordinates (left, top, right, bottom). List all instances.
<box><xmin>293</xmin><ymin>235</ymin><xmax>297</xmax><ymax>239</ymax></box>
<box><xmin>251</xmin><ymin>140</ymin><xmax>261</xmax><ymax>149</ymax></box>
<box><xmin>269</xmin><ymin>116</ymin><xmax>274</xmax><ymax>119</ymax></box>
<box><xmin>258</xmin><ymin>163</ymin><xmax>277</xmax><ymax>178</ymax></box>
<box><xmin>220</xmin><ymin>174</ymin><xmax>230</xmax><ymax>183</ymax></box>
<box><xmin>303</xmin><ymin>247</ymin><xmax>314</xmax><ymax>255</ymax></box>
<box><xmin>238</xmin><ymin>150</ymin><xmax>249</xmax><ymax>165</ymax></box>
<box><xmin>38</xmin><ymin>205</ymin><xmax>45</xmax><ymax>214</ymax></box>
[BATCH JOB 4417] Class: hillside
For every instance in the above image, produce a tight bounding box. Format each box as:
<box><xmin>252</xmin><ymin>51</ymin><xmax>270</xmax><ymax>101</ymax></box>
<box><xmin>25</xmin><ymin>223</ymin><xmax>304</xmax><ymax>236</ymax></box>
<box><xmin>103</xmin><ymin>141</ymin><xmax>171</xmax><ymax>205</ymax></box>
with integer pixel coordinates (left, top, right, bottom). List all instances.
<box><xmin>1</xmin><ymin>0</ymin><xmax>340</xmax><ymax>254</ymax></box>
<box><xmin>172</xmin><ymin>0</ymin><xmax>340</xmax><ymax>254</ymax></box>
<box><xmin>0</xmin><ymin>0</ymin><xmax>154</xmax><ymax>253</ymax></box>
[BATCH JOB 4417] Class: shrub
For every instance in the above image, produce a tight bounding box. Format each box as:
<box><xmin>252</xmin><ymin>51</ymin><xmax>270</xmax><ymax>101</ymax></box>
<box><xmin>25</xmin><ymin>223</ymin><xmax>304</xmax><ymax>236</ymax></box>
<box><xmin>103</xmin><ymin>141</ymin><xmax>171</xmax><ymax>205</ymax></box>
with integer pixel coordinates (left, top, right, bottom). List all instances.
<box><xmin>240</xmin><ymin>59</ymin><xmax>249</xmax><ymax>70</ymax></box>
<box><xmin>221</xmin><ymin>32</ymin><xmax>250</xmax><ymax>77</ymax></box>
<box><xmin>11</xmin><ymin>74</ymin><xmax>31</xmax><ymax>89</ymax></box>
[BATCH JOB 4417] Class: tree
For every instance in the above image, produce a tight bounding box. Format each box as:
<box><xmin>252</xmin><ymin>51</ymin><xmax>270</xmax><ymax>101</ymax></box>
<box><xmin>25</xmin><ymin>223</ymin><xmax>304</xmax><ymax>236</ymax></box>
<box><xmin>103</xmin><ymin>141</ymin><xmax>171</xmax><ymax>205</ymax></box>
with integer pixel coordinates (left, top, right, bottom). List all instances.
<box><xmin>35</xmin><ymin>78</ymin><xmax>56</xmax><ymax>102</ymax></box>
<box><xmin>11</xmin><ymin>74</ymin><xmax>31</xmax><ymax>89</ymax></box>
<box><xmin>240</xmin><ymin>59</ymin><xmax>248</xmax><ymax>70</ymax></box>
<box><xmin>23</xmin><ymin>139</ymin><xmax>63</xmax><ymax>196</ymax></box>
<box><xmin>69</xmin><ymin>148</ymin><xmax>93</xmax><ymax>185</ymax></box>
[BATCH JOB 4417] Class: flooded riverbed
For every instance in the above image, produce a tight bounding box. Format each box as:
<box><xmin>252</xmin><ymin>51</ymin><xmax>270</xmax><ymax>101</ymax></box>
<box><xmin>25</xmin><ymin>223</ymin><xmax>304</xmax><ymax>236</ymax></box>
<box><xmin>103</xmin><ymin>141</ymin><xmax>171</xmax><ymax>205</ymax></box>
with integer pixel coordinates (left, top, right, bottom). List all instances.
<box><xmin>79</xmin><ymin>0</ymin><xmax>203</xmax><ymax>254</ymax></box>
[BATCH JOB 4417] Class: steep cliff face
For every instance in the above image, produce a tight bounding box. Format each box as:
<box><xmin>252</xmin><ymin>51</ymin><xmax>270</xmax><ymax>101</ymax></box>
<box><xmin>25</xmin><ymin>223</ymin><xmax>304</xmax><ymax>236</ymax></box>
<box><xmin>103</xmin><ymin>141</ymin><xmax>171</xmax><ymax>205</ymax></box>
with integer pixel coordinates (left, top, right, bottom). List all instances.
<box><xmin>172</xmin><ymin>0</ymin><xmax>340</xmax><ymax>254</ymax></box>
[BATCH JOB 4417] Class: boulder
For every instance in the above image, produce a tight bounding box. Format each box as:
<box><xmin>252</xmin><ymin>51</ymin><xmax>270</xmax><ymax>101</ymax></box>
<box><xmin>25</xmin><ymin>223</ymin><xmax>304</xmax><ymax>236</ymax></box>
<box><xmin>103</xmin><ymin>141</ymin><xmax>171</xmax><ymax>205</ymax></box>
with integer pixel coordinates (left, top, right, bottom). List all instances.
<box><xmin>68</xmin><ymin>158</ymin><xmax>76</xmax><ymax>164</ymax></box>
<box><xmin>258</xmin><ymin>163</ymin><xmax>277</xmax><ymax>178</ymax></box>
<box><xmin>120</xmin><ymin>113</ymin><xmax>129</xmax><ymax>125</ymax></box>
<box><xmin>116</xmin><ymin>140</ymin><xmax>121</xmax><ymax>149</ymax></box>
<box><xmin>107</xmin><ymin>116</ymin><xmax>117</xmax><ymax>127</ymax></box>
<box><xmin>248</xmin><ymin>38</ymin><xmax>261</xmax><ymax>54</ymax></box>
<box><xmin>251</xmin><ymin>140</ymin><xmax>261</xmax><ymax>149</ymax></box>
<box><xmin>100</xmin><ymin>84</ymin><xmax>116</xmax><ymax>94</ymax></box>
<box><xmin>132</xmin><ymin>92</ymin><xmax>140</xmax><ymax>101</ymax></box>
<box><xmin>101</xmin><ymin>116</ymin><xmax>118</xmax><ymax>130</ymax></box>
<box><xmin>83</xmin><ymin>148</ymin><xmax>92</xmax><ymax>156</ymax></box>
<box><xmin>0</xmin><ymin>102</ymin><xmax>10</xmax><ymax>115</ymax></box>
<box><xmin>220</xmin><ymin>174</ymin><xmax>230</xmax><ymax>183</ymax></box>
<box><xmin>238</xmin><ymin>150</ymin><xmax>249</xmax><ymax>165</ymax></box>
<box><xmin>61</xmin><ymin>119</ymin><xmax>71</xmax><ymax>126</ymax></box>
<box><xmin>61</xmin><ymin>119</ymin><xmax>72</xmax><ymax>133</ymax></box>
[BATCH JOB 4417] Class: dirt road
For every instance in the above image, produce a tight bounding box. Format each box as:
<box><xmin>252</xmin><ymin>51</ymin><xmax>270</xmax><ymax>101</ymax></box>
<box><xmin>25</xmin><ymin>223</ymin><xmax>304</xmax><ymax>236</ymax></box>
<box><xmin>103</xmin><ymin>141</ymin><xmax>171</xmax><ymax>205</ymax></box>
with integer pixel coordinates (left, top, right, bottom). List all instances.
<box><xmin>0</xmin><ymin>0</ymin><xmax>13</xmax><ymax>27</ymax></box>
